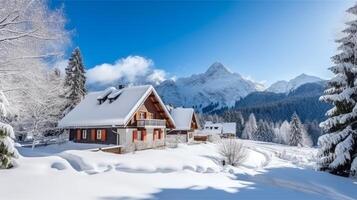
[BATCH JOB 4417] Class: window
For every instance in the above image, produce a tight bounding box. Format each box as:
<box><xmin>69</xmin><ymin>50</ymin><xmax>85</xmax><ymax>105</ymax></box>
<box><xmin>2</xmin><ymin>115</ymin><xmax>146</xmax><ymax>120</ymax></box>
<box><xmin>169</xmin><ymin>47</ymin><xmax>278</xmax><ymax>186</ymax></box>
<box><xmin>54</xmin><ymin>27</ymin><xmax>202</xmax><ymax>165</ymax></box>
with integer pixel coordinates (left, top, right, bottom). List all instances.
<box><xmin>82</xmin><ymin>130</ymin><xmax>87</xmax><ymax>139</ymax></box>
<box><xmin>153</xmin><ymin>129</ymin><xmax>159</xmax><ymax>140</ymax></box>
<box><xmin>139</xmin><ymin>112</ymin><xmax>146</xmax><ymax>119</ymax></box>
<box><xmin>96</xmin><ymin>129</ymin><xmax>102</xmax><ymax>140</ymax></box>
<box><xmin>214</xmin><ymin>127</ymin><xmax>218</xmax><ymax>130</ymax></box>
<box><xmin>137</xmin><ymin>130</ymin><xmax>141</xmax><ymax>140</ymax></box>
<box><xmin>148</xmin><ymin>113</ymin><xmax>153</xmax><ymax>119</ymax></box>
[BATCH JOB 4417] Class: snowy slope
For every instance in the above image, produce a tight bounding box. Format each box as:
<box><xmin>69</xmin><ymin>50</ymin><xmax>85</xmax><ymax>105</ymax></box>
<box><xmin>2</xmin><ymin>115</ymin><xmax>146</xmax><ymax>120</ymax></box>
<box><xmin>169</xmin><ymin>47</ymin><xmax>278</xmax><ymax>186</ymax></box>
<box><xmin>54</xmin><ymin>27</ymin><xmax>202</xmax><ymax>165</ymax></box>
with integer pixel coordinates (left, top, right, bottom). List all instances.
<box><xmin>267</xmin><ymin>73</ymin><xmax>323</xmax><ymax>94</ymax></box>
<box><xmin>2</xmin><ymin>140</ymin><xmax>357</xmax><ymax>200</ymax></box>
<box><xmin>156</xmin><ymin>62</ymin><xmax>264</xmax><ymax>110</ymax></box>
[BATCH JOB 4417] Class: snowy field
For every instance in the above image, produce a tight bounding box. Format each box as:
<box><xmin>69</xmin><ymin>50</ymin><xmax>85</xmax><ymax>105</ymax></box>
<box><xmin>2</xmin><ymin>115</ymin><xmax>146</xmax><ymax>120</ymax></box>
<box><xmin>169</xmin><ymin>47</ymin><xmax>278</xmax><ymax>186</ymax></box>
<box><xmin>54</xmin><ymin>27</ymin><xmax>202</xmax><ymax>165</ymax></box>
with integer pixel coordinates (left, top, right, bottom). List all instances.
<box><xmin>1</xmin><ymin>140</ymin><xmax>357</xmax><ymax>200</ymax></box>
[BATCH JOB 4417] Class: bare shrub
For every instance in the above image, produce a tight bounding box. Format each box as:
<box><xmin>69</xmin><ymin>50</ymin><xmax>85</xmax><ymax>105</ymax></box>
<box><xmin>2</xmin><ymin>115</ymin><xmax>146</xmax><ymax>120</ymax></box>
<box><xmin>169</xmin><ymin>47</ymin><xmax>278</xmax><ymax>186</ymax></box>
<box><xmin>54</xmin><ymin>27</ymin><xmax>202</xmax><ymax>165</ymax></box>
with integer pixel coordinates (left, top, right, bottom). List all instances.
<box><xmin>218</xmin><ymin>139</ymin><xmax>247</xmax><ymax>166</ymax></box>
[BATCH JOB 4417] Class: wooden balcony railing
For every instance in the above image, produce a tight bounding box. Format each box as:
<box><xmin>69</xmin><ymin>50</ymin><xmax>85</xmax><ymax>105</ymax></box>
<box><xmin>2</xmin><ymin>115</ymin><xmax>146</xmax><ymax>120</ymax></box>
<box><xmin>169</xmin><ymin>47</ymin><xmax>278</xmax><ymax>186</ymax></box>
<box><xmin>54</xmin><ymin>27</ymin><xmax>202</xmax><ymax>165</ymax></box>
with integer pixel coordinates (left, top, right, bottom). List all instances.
<box><xmin>137</xmin><ymin>119</ymin><xmax>166</xmax><ymax>127</ymax></box>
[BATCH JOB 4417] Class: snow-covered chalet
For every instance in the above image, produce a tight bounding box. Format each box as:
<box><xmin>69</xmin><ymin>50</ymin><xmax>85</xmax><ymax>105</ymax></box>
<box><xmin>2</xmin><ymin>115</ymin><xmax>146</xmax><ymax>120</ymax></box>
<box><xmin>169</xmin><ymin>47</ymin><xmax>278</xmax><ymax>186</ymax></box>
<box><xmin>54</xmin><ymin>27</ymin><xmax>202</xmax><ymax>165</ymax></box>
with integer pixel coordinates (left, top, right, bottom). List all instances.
<box><xmin>58</xmin><ymin>85</ymin><xmax>176</xmax><ymax>148</ymax></box>
<box><xmin>167</xmin><ymin>107</ymin><xmax>200</xmax><ymax>143</ymax></box>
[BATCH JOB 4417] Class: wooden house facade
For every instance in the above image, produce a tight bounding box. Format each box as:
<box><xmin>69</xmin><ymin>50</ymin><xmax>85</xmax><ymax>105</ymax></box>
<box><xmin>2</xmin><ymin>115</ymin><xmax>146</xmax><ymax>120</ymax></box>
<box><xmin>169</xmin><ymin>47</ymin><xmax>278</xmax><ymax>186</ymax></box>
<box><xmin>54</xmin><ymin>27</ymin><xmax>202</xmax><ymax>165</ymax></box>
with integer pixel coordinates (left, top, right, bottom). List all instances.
<box><xmin>58</xmin><ymin>85</ymin><xmax>175</xmax><ymax>149</ymax></box>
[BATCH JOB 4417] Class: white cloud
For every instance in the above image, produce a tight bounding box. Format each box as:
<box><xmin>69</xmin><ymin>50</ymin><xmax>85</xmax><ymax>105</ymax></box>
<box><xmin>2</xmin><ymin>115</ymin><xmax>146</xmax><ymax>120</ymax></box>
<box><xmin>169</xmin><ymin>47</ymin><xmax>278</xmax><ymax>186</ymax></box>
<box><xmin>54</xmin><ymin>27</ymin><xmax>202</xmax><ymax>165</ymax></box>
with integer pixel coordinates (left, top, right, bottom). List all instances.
<box><xmin>170</xmin><ymin>76</ymin><xmax>177</xmax><ymax>82</ymax></box>
<box><xmin>87</xmin><ymin>55</ymin><xmax>168</xmax><ymax>85</ymax></box>
<box><xmin>147</xmin><ymin>69</ymin><xmax>167</xmax><ymax>85</ymax></box>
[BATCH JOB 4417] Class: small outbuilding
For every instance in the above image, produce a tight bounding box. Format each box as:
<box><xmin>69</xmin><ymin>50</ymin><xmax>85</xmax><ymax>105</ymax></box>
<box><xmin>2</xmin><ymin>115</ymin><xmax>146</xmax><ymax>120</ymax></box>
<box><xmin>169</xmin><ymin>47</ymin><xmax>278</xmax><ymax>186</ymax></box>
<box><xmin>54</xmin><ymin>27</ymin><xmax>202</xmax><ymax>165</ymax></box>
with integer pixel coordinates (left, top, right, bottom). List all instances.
<box><xmin>203</xmin><ymin>121</ymin><xmax>236</xmax><ymax>138</ymax></box>
<box><xmin>167</xmin><ymin>107</ymin><xmax>200</xmax><ymax>143</ymax></box>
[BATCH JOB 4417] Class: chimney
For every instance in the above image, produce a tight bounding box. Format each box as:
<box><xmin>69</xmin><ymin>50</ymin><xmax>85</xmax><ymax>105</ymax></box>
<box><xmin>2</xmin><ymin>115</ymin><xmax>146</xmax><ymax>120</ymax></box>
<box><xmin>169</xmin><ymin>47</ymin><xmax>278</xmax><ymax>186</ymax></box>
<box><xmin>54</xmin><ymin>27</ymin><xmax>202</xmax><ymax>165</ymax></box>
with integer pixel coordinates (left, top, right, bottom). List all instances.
<box><xmin>117</xmin><ymin>84</ymin><xmax>126</xmax><ymax>89</ymax></box>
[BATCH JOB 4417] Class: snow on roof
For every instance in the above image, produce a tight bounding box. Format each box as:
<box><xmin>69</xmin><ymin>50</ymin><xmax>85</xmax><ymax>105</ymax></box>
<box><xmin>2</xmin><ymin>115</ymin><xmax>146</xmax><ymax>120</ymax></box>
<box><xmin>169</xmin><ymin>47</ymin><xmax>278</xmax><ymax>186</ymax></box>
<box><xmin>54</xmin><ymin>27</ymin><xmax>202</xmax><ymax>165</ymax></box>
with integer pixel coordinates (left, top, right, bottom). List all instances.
<box><xmin>222</xmin><ymin>123</ymin><xmax>236</xmax><ymax>134</ymax></box>
<box><xmin>97</xmin><ymin>87</ymin><xmax>116</xmax><ymax>100</ymax></box>
<box><xmin>204</xmin><ymin>122</ymin><xmax>222</xmax><ymax>128</ymax></box>
<box><xmin>58</xmin><ymin>85</ymin><xmax>175</xmax><ymax>128</ymax></box>
<box><xmin>107</xmin><ymin>89</ymin><xmax>123</xmax><ymax>99</ymax></box>
<box><xmin>204</xmin><ymin>122</ymin><xmax>236</xmax><ymax>135</ymax></box>
<box><xmin>170</xmin><ymin>107</ymin><xmax>195</xmax><ymax>130</ymax></box>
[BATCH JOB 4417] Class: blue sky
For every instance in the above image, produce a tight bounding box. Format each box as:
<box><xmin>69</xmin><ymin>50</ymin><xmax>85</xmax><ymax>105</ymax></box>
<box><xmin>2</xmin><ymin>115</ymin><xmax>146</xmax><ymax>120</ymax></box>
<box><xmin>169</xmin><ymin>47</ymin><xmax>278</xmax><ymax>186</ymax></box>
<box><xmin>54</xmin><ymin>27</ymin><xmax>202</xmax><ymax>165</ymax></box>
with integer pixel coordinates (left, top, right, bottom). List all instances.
<box><xmin>52</xmin><ymin>0</ymin><xmax>354</xmax><ymax>86</ymax></box>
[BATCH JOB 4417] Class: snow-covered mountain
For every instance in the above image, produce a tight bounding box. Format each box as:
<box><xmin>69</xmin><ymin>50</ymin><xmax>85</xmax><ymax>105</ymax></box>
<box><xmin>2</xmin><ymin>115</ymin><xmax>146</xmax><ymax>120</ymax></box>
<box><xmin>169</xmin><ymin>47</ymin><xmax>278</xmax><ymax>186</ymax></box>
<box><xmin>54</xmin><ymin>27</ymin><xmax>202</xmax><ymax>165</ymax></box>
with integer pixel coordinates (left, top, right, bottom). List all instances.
<box><xmin>156</xmin><ymin>62</ymin><xmax>263</xmax><ymax>110</ymax></box>
<box><xmin>266</xmin><ymin>73</ymin><xmax>323</xmax><ymax>94</ymax></box>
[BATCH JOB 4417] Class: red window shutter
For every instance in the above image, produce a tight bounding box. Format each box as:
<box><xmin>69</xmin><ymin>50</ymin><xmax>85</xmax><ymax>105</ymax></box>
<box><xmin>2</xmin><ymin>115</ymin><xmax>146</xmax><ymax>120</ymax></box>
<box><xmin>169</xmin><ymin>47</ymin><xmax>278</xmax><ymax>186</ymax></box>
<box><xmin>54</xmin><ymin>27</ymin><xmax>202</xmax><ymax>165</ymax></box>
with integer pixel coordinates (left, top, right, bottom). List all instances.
<box><xmin>91</xmin><ymin>129</ymin><xmax>95</xmax><ymax>141</ymax></box>
<box><xmin>158</xmin><ymin>129</ymin><xmax>163</xmax><ymax>139</ymax></box>
<box><xmin>76</xmin><ymin>129</ymin><xmax>81</xmax><ymax>141</ymax></box>
<box><xmin>133</xmin><ymin>130</ymin><xmax>138</xmax><ymax>142</ymax></box>
<box><xmin>101</xmin><ymin>129</ymin><xmax>107</xmax><ymax>141</ymax></box>
<box><xmin>141</xmin><ymin>130</ymin><xmax>146</xmax><ymax>141</ymax></box>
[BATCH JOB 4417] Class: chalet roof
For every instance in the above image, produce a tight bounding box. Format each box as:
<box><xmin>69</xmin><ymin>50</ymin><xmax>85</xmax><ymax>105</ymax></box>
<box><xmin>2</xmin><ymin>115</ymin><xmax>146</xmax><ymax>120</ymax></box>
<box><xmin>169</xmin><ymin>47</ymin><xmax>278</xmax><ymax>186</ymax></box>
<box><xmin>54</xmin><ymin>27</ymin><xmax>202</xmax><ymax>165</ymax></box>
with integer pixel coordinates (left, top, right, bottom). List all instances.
<box><xmin>222</xmin><ymin>123</ymin><xmax>236</xmax><ymax>134</ymax></box>
<box><xmin>58</xmin><ymin>85</ymin><xmax>175</xmax><ymax>128</ymax></box>
<box><xmin>170</xmin><ymin>107</ymin><xmax>199</xmax><ymax>130</ymax></box>
<box><xmin>204</xmin><ymin>122</ymin><xmax>236</xmax><ymax>135</ymax></box>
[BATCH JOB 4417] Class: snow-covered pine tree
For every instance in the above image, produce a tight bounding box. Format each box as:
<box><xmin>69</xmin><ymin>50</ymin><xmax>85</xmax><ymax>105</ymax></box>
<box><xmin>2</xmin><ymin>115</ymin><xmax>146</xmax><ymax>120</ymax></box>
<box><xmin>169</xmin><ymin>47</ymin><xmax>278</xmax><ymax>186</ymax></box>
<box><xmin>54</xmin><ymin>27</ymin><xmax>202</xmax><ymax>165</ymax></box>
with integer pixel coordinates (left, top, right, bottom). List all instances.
<box><xmin>64</xmin><ymin>47</ymin><xmax>87</xmax><ymax>114</ymax></box>
<box><xmin>279</xmin><ymin>120</ymin><xmax>291</xmax><ymax>144</ymax></box>
<box><xmin>289</xmin><ymin>112</ymin><xmax>304</xmax><ymax>146</ymax></box>
<box><xmin>0</xmin><ymin>91</ymin><xmax>18</xmax><ymax>169</ymax></box>
<box><xmin>302</xmin><ymin>128</ymin><xmax>313</xmax><ymax>147</ymax></box>
<box><xmin>242</xmin><ymin>113</ymin><xmax>257</xmax><ymax>139</ymax></box>
<box><xmin>305</xmin><ymin>120</ymin><xmax>323</xmax><ymax>145</ymax></box>
<box><xmin>317</xmin><ymin>4</ymin><xmax>357</xmax><ymax>177</ymax></box>
<box><xmin>254</xmin><ymin>120</ymin><xmax>274</xmax><ymax>142</ymax></box>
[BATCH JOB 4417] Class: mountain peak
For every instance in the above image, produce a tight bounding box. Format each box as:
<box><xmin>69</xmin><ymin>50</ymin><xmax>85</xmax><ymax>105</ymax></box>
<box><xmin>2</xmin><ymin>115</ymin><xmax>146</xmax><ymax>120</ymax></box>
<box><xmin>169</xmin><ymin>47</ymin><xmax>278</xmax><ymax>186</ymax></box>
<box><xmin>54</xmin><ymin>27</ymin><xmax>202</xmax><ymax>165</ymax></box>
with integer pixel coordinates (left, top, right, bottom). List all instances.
<box><xmin>292</xmin><ymin>73</ymin><xmax>323</xmax><ymax>83</ymax></box>
<box><xmin>205</xmin><ymin>62</ymin><xmax>231</xmax><ymax>76</ymax></box>
<box><xmin>295</xmin><ymin>73</ymin><xmax>310</xmax><ymax>79</ymax></box>
<box><xmin>267</xmin><ymin>73</ymin><xmax>323</xmax><ymax>93</ymax></box>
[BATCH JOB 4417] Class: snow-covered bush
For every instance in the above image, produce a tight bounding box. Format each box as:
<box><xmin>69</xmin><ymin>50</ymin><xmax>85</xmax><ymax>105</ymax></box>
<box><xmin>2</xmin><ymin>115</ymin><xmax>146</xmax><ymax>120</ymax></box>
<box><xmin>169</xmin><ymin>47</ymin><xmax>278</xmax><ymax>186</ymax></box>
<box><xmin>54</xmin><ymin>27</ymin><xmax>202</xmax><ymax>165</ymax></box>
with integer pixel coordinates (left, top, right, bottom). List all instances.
<box><xmin>317</xmin><ymin>3</ymin><xmax>357</xmax><ymax>177</ymax></box>
<box><xmin>218</xmin><ymin>139</ymin><xmax>247</xmax><ymax>166</ymax></box>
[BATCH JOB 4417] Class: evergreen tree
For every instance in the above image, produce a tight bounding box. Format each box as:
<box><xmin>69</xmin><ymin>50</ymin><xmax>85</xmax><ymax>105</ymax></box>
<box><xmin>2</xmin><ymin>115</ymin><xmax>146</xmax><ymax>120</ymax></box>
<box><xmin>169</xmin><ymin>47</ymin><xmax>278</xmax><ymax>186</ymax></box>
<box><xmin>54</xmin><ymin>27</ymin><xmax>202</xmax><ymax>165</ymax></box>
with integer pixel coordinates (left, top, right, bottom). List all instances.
<box><xmin>289</xmin><ymin>112</ymin><xmax>304</xmax><ymax>146</ymax></box>
<box><xmin>0</xmin><ymin>91</ymin><xmax>18</xmax><ymax>168</ymax></box>
<box><xmin>254</xmin><ymin>120</ymin><xmax>274</xmax><ymax>142</ymax></box>
<box><xmin>242</xmin><ymin>113</ymin><xmax>257</xmax><ymax>139</ymax></box>
<box><xmin>278</xmin><ymin>120</ymin><xmax>291</xmax><ymax>144</ymax></box>
<box><xmin>317</xmin><ymin>4</ymin><xmax>357</xmax><ymax>177</ymax></box>
<box><xmin>305</xmin><ymin>120</ymin><xmax>323</xmax><ymax>145</ymax></box>
<box><xmin>64</xmin><ymin>47</ymin><xmax>87</xmax><ymax>114</ymax></box>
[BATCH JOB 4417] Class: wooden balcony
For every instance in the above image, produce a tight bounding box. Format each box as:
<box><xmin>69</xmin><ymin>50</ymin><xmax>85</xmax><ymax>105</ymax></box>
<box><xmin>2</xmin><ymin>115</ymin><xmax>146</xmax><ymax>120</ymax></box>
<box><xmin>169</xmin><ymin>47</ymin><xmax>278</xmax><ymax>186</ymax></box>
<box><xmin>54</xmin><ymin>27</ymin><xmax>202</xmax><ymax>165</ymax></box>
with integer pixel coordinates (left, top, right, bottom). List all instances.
<box><xmin>137</xmin><ymin>119</ymin><xmax>166</xmax><ymax>127</ymax></box>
